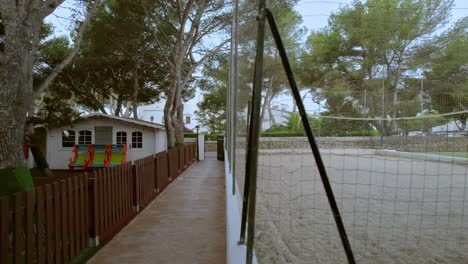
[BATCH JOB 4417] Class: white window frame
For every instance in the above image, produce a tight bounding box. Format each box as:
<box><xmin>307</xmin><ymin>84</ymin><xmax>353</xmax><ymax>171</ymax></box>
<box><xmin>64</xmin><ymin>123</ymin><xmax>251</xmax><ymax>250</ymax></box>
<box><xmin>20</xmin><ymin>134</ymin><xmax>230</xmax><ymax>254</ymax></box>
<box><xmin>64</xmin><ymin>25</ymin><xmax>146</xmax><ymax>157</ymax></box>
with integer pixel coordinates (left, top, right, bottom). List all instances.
<box><xmin>61</xmin><ymin>130</ymin><xmax>76</xmax><ymax>148</ymax></box>
<box><xmin>131</xmin><ymin>131</ymin><xmax>143</xmax><ymax>149</ymax></box>
<box><xmin>78</xmin><ymin>129</ymin><xmax>93</xmax><ymax>145</ymax></box>
<box><xmin>116</xmin><ymin>131</ymin><xmax>128</xmax><ymax>145</ymax></box>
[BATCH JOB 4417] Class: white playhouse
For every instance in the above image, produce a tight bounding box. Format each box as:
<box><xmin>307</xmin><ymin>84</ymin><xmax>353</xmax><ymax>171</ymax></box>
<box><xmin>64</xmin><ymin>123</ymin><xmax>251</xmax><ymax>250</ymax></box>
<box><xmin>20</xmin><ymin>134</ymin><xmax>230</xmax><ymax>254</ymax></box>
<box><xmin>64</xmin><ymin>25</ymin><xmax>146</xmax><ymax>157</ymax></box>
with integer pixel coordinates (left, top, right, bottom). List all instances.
<box><xmin>43</xmin><ymin>113</ymin><xmax>167</xmax><ymax>169</ymax></box>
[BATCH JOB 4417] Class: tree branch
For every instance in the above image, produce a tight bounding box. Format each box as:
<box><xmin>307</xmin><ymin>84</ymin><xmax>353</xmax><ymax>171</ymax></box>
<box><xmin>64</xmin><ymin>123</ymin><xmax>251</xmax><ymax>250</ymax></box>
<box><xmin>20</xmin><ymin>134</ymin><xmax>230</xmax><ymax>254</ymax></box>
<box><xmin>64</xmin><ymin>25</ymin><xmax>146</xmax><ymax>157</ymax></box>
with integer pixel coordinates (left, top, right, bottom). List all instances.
<box><xmin>34</xmin><ymin>0</ymin><xmax>100</xmax><ymax>96</ymax></box>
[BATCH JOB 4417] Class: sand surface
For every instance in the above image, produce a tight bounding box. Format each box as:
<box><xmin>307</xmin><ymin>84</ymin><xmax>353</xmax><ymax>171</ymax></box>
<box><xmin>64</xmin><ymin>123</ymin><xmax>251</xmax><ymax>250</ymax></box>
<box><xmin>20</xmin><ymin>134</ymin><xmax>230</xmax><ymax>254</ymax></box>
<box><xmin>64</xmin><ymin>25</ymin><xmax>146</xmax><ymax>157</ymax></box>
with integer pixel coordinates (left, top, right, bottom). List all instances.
<box><xmin>251</xmin><ymin>150</ymin><xmax>468</xmax><ymax>263</ymax></box>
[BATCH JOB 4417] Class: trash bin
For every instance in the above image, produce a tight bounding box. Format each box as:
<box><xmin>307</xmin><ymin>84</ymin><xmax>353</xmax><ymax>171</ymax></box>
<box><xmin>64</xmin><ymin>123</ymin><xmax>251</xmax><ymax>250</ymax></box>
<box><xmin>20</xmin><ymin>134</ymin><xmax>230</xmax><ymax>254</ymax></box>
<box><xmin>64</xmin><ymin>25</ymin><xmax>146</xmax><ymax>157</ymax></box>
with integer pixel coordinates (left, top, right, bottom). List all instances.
<box><xmin>217</xmin><ymin>136</ymin><xmax>224</xmax><ymax>161</ymax></box>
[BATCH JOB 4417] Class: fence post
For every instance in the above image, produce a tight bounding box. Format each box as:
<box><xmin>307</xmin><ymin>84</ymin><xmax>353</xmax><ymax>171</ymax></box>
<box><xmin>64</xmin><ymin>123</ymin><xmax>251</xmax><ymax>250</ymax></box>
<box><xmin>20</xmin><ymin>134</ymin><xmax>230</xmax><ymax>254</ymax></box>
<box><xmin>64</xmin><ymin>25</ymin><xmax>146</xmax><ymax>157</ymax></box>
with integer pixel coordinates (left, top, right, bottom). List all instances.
<box><xmin>88</xmin><ymin>175</ymin><xmax>100</xmax><ymax>247</ymax></box>
<box><xmin>0</xmin><ymin>196</ymin><xmax>9</xmax><ymax>264</ymax></box>
<box><xmin>166</xmin><ymin>152</ymin><xmax>172</xmax><ymax>181</ymax></box>
<box><xmin>178</xmin><ymin>147</ymin><xmax>183</xmax><ymax>174</ymax></box>
<box><xmin>154</xmin><ymin>155</ymin><xmax>159</xmax><ymax>193</ymax></box>
<box><xmin>198</xmin><ymin>134</ymin><xmax>205</xmax><ymax>160</ymax></box>
<box><xmin>132</xmin><ymin>162</ymin><xmax>139</xmax><ymax>212</ymax></box>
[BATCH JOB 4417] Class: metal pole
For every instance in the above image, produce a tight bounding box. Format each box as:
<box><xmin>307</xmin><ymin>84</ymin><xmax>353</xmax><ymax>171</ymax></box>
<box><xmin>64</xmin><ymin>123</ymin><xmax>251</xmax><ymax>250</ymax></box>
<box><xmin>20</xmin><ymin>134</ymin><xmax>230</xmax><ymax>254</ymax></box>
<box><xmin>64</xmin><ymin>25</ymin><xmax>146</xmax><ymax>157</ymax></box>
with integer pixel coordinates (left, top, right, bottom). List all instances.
<box><xmin>364</xmin><ymin>88</ymin><xmax>367</xmax><ymax>137</ymax></box>
<box><xmin>420</xmin><ymin>79</ymin><xmax>424</xmax><ymax>134</ymax></box>
<box><xmin>381</xmin><ymin>78</ymin><xmax>385</xmax><ymax>147</ymax></box>
<box><xmin>239</xmin><ymin>99</ymin><xmax>251</xmax><ymax>244</ymax></box>
<box><xmin>240</xmin><ymin>2</ymin><xmax>267</xmax><ymax>264</ymax></box>
<box><xmin>196</xmin><ymin>126</ymin><xmax>200</xmax><ymax>162</ymax></box>
<box><xmin>265</xmin><ymin>9</ymin><xmax>356</xmax><ymax>264</ymax></box>
<box><xmin>231</xmin><ymin>0</ymin><xmax>239</xmax><ymax>195</ymax></box>
<box><xmin>318</xmin><ymin>103</ymin><xmax>321</xmax><ymax>137</ymax></box>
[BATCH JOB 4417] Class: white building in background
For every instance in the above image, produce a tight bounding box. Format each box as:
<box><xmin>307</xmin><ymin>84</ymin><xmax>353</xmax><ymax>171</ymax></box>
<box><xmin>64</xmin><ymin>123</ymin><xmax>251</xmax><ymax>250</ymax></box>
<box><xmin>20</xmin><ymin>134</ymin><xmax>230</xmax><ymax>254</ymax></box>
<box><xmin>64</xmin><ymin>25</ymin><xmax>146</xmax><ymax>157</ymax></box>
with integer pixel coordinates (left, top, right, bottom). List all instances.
<box><xmin>138</xmin><ymin>93</ymin><xmax>205</xmax><ymax>132</ymax></box>
<box><xmin>432</xmin><ymin>120</ymin><xmax>468</xmax><ymax>136</ymax></box>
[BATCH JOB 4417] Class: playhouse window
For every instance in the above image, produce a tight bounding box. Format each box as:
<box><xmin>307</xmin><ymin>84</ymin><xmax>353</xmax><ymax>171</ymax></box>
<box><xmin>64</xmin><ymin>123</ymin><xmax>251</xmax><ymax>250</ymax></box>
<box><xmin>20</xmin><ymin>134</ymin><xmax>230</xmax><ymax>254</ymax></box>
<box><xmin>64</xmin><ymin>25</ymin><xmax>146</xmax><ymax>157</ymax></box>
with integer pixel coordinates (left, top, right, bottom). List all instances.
<box><xmin>78</xmin><ymin>130</ymin><xmax>92</xmax><ymax>145</ymax></box>
<box><xmin>62</xmin><ymin>130</ymin><xmax>76</xmax><ymax>147</ymax></box>
<box><xmin>116</xmin><ymin>131</ymin><xmax>127</xmax><ymax>145</ymax></box>
<box><xmin>132</xmin><ymin>131</ymin><xmax>142</xmax><ymax>148</ymax></box>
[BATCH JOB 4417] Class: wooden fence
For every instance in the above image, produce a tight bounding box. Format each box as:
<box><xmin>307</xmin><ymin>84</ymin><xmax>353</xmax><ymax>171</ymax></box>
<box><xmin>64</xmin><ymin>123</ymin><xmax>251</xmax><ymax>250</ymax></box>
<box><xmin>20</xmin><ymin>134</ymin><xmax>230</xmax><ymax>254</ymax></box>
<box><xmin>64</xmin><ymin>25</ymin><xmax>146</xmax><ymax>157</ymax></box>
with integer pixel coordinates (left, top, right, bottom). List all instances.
<box><xmin>155</xmin><ymin>152</ymin><xmax>170</xmax><ymax>192</ymax></box>
<box><xmin>0</xmin><ymin>143</ymin><xmax>197</xmax><ymax>264</ymax></box>
<box><xmin>0</xmin><ymin>174</ymin><xmax>89</xmax><ymax>264</ymax></box>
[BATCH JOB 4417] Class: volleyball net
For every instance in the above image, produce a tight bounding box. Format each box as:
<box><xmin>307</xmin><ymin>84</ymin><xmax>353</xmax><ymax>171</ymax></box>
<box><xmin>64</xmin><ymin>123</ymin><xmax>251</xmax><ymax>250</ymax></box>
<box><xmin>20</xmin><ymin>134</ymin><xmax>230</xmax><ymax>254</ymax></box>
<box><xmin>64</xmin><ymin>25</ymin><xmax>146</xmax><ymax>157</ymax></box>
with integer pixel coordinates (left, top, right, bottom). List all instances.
<box><xmin>225</xmin><ymin>1</ymin><xmax>468</xmax><ymax>263</ymax></box>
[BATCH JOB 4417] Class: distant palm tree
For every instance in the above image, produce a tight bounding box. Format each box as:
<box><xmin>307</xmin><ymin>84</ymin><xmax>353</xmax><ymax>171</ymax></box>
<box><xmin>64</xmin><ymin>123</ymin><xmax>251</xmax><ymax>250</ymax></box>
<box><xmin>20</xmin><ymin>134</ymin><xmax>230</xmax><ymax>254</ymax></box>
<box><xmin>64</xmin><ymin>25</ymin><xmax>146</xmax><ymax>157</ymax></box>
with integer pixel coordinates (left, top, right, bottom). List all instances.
<box><xmin>283</xmin><ymin>112</ymin><xmax>320</xmax><ymax>133</ymax></box>
<box><xmin>285</xmin><ymin>113</ymin><xmax>304</xmax><ymax>133</ymax></box>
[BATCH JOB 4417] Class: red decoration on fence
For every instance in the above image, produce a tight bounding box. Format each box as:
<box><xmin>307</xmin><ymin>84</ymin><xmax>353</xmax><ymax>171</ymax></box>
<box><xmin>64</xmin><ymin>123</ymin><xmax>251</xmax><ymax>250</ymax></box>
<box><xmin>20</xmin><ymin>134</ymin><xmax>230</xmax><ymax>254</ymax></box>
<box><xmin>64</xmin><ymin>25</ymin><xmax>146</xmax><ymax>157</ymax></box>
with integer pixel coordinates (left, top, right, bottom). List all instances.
<box><xmin>23</xmin><ymin>144</ymin><xmax>29</xmax><ymax>159</ymax></box>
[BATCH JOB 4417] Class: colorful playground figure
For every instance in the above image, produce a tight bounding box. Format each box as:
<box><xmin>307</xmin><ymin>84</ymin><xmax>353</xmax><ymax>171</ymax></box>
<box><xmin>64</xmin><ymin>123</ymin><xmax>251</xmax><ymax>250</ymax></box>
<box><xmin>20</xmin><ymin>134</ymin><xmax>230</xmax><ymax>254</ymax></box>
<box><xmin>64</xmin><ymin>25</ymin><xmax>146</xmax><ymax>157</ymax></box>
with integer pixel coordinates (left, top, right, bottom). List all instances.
<box><xmin>68</xmin><ymin>144</ymin><xmax>127</xmax><ymax>170</ymax></box>
<box><xmin>106</xmin><ymin>144</ymin><xmax>128</xmax><ymax>167</ymax></box>
<box><xmin>68</xmin><ymin>144</ymin><xmax>91</xmax><ymax>169</ymax></box>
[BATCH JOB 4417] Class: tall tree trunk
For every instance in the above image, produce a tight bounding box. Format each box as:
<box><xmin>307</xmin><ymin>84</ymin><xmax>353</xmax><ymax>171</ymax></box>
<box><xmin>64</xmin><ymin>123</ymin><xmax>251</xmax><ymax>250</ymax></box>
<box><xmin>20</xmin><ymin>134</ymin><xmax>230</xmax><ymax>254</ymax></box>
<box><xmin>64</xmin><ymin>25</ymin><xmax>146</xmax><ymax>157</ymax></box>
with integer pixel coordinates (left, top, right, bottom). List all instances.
<box><xmin>292</xmin><ymin>99</ymin><xmax>297</xmax><ymax>113</ymax></box>
<box><xmin>132</xmin><ymin>65</ymin><xmax>140</xmax><ymax>120</ymax></box>
<box><xmin>268</xmin><ymin>100</ymin><xmax>276</xmax><ymax>125</ymax></box>
<box><xmin>164</xmin><ymin>79</ymin><xmax>177</xmax><ymax>148</ymax></box>
<box><xmin>171</xmin><ymin>56</ymin><xmax>185</xmax><ymax>146</ymax></box>
<box><xmin>0</xmin><ymin>27</ymin><xmax>36</xmax><ymax>169</ymax></box>
<box><xmin>455</xmin><ymin>115</ymin><xmax>467</xmax><ymax>132</ymax></box>
<box><xmin>0</xmin><ymin>1</ymin><xmax>97</xmax><ymax>170</ymax></box>
<box><xmin>260</xmin><ymin>78</ymin><xmax>274</xmax><ymax>130</ymax></box>
<box><xmin>260</xmin><ymin>84</ymin><xmax>271</xmax><ymax>131</ymax></box>
<box><xmin>24</xmin><ymin>126</ymin><xmax>52</xmax><ymax>177</ymax></box>
<box><xmin>115</xmin><ymin>94</ymin><xmax>123</xmax><ymax>117</ymax></box>
<box><xmin>175</xmin><ymin>100</ymin><xmax>184</xmax><ymax>145</ymax></box>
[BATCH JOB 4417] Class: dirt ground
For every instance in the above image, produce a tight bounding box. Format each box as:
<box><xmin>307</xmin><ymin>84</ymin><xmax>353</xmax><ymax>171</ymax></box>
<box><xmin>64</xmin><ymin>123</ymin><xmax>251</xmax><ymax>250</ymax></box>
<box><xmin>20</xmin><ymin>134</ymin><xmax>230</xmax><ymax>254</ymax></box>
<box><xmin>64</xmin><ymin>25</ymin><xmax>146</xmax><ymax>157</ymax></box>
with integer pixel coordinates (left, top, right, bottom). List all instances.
<box><xmin>252</xmin><ymin>149</ymin><xmax>468</xmax><ymax>264</ymax></box>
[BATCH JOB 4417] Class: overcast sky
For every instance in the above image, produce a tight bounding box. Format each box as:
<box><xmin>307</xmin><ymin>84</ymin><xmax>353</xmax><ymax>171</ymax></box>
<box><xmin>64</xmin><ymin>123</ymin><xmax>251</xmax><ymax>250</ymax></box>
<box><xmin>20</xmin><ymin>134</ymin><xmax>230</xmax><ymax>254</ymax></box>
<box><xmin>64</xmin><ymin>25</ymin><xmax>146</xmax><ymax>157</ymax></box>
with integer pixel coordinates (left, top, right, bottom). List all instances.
<box><xmin>295</xmin><ymin>0</ymin><xmax>467</xmax><ymax>31</ymax></box>
<box><xmin>47</xmin><ymin>0</ymin><xmax>468</xmax><ymax>38</ymax></box>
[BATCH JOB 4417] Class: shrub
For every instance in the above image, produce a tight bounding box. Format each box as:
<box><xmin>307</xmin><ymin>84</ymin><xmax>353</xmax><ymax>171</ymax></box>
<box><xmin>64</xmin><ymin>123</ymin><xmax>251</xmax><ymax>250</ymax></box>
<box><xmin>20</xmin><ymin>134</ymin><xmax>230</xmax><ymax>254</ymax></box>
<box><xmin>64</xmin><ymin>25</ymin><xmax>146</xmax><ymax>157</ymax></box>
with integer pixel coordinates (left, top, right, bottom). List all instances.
<box><xmin>184</xmin><ymin>132</ymin><xmax>224</xmax><ymax>141</ymax></box>
<box><xmin>184</xmin><ymin>132</ymin><xmax>198</xmax><ymax>138</ymax></box>
<box><xmin>205</xmin><ymin>133</ymin><xmax>223</xmax><ymax>141</ymax></box>
<box><xmin>261</xmin><ymin>132</ymin><xmax>305</xmax><ymax>137</ymax></box>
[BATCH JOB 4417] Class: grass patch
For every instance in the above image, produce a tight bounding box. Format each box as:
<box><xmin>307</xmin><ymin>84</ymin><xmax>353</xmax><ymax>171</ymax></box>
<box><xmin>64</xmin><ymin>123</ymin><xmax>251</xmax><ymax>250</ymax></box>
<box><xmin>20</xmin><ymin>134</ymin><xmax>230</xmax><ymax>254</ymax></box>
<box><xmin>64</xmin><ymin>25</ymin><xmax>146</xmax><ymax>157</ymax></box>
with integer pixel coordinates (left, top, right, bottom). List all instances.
<box><xmin>70</xmin><ymin>246</ymin><xmax>101</xmax><ymax>264</ymax></box>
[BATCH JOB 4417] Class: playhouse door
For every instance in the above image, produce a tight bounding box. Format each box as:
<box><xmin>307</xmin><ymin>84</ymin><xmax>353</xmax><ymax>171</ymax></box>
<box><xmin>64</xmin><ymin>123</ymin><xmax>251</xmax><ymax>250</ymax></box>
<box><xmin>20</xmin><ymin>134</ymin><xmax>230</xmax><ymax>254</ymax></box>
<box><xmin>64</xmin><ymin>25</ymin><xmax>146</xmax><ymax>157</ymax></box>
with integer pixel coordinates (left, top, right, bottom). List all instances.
<box><xmin>95</xmin><ymin>126</ymin><xmax>113</xmax><ymax>144</ymax></box>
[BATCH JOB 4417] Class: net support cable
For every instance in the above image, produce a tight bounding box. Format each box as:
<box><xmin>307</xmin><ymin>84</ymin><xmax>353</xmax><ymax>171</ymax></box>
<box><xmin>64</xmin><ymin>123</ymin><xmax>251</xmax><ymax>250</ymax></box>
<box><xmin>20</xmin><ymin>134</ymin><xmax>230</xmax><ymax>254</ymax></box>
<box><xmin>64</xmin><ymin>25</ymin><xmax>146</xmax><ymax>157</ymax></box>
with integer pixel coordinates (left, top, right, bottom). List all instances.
<box><xmin>239</xmin><ymin>4</ymin><xmax>357</xmax><ymax>264</ymax></box>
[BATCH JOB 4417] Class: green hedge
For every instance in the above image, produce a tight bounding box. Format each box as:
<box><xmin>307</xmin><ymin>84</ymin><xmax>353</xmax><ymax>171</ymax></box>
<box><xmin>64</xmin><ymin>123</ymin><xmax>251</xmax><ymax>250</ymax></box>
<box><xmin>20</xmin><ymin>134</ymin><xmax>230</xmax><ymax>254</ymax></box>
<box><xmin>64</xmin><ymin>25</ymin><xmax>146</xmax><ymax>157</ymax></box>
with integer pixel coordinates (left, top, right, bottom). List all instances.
<box><xmin>205</xmin><ymin>133</ymin><xmax>223</xmax><ymax>141</ymax></box>
<box><xmin>184</xmin><ymin>133</ymin><xmax>224</xmax><ymax>141</ymax></box>
<box><xmin>338</xmin><ymin>130</ymin><xmax>380</xmax><ymax>137</ymax></box>
<box><xmin>260</xmin><ymin>132</ymin><xmax>306</xmax><ymax>137</ymax></box>
<box><xmin>235</xmin><ymin>131</ymin><xmax>380</xmax><ymax>137</ymax></box>
<box><xmin>183</xmin><ymin>131</ymin><xmax>379</xmax><ymax>139</ymax></box>
<box><xmin>184</xmin><ymin>132</ymin><xmax>198</xmax><ymax>138</ymax></box>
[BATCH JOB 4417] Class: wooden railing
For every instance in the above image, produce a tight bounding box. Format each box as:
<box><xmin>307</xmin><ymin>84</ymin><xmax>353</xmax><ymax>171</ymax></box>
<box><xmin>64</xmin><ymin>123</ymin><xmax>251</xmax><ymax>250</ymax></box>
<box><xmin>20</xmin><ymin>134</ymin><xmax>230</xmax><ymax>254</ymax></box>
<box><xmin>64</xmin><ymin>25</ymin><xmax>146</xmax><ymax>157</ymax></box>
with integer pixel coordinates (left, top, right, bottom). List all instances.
<box><xmin>0</xmin><ymin>143</ymin><xmax>197</xmax><ymax>263</ymax></box>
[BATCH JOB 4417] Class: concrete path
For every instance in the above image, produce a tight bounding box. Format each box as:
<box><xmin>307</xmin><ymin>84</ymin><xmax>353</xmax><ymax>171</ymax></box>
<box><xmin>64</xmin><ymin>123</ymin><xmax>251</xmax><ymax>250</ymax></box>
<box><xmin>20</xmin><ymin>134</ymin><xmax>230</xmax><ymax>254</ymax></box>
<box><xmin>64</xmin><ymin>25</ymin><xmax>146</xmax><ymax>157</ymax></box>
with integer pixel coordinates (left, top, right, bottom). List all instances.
<box><xmin>89</xmin><ymin>156</ymin><xmax>226</xmax><ymax>264</ymax></box>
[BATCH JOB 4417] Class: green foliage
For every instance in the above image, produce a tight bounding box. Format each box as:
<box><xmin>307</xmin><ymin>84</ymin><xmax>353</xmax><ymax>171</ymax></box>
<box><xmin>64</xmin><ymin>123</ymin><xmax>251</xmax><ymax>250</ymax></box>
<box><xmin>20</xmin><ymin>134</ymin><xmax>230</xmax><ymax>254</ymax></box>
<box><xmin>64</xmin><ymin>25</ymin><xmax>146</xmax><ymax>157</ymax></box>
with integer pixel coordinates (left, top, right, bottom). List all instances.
<box><xmin>424</xmin><ymin>17</ymin><xmax>468</xmax><ymax>128</ymax></box>
<box><xmin>37</xmin><ymin>0</ymin><xmax>185</xmax><ymax>118</ymax></box>
<box><xmin>196</xmin><ymin>55</ymin><xmax>227</xmax><ymax>134</ymax></box>
<box><xmin>269</xmin><ymin>113</ymin><xmax>321</xmax><ymax>133</ymax></box>
<box><xmin>261</xmin><ymin>132</ymin><xmax>305</xmax><ymax>137</ymax></box>
<box><xmin>235</xmin><ymin>3</ymin><xmax>306</xmax><ymax>132</ymax></box>
<box><xmin>183</xmin><ymin>132</ymin><xmax>198</xmax><ymax>138</ymax></box>
<box><xmin>0</xmin><ymin>166</ymin><xmax>35</xmax><ymax>199</ymax></box>
<box><xmin>204</xmin><ymin>133</ymin><xmax>224</xmax><ymax>141</ymax></box>
<box><xmin>263</xmin><ymin>112</ymin><xmax>378</xmax><ymax>137</ymax></box>
<box><xmin>31</xmin><ymin>27</ymin><xmax>81</xmax><ymax>128</ymax></box>
<box><xmin>404</xmin><ymin>115</ymin><xmax>448</xmax><ymax>133</ymax></box>
<box><xmin>300</xmin><ymin>0</ymin><xmax>454</xmax><ymax>135</ymax></box>
<box><xmin>183</xmin><ymin>133</ymin><xmax>222</xmax><ymax>141</ymax></box>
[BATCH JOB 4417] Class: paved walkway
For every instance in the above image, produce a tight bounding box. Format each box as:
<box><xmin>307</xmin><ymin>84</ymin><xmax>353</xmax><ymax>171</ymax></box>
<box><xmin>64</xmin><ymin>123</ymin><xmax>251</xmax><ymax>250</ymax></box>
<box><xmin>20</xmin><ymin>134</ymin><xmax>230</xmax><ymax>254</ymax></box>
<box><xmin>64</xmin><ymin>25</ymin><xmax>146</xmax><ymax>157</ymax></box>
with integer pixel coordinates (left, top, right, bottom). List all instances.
<box><xmin>89</xmin><ymin>156</ymin><xmax>226</xmax><ymax>264</ymax></box>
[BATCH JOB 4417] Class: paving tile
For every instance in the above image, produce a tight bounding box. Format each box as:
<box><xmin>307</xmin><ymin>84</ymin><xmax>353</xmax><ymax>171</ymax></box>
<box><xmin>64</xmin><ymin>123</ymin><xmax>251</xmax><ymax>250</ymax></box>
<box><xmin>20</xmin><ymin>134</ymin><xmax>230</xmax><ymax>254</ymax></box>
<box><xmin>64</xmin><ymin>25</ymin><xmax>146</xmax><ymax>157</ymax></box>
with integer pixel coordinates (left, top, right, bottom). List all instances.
<box><xmin>88</xmin><ymin>157</ymin><xmax>226</xmax><ymax>264</ymax></box>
